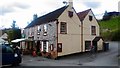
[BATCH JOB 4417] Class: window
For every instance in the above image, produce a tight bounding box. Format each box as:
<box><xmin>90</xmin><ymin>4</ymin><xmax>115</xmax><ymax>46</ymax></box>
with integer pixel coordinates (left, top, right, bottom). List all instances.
<box><xmin>89</xmin><ymin>15</ymin><xmax>93</xmax><ymax>21</ymax></box>
<box><xmin>43</xmin><ymin>41</ymin><xmax>46</xmax><ymax>52</ymax></box>
<box><xmin>57</xmin><ymin>43</ymin><xmax>62</xmax><ymax>52</ymax></box>
<box><xmin>31</xmin><ymin>32</ymin><xmax>34</xmax><ymax>36</ymax></box>
<box><xmin>6</xmin><ymin>47</ymin><xmax>14</xmax><ymax>53</ymax></box>
<box><xmin>38</xmin><ymin>26</ymin><xmax>41</xmax><ymax>32</ymax></box>
<box><xmin>41</xmin><ymin>41</ymin><xmax>49</xmax><ymax>52</ymax></box>
<box><xmin>85</xmin><ymin>41</ymin><xmax>91</xmax><ymax>51</ymax></box>
<box><xmin>37</xmin><ymin>26</ymin><xmax>41</xmax><ymax>35</ymax></box>
<box><xmin>43</xmin><ymin>24</ymin><xmax>47</xmax><ymax>36</ymax></box>
<box><xmin>60</xmin><ymin>22</ymin><xmax>67</xmax><ymax>34</ymax></box>
<box><xmin>91</xmin><ymin>26</ymin><xmax>96</xmax><ymax>35</ymax></box>
<box><xmin>68</xmin><ymin>11</ymin><xmax>73</xmax><ymax>17</ymax></box>
<box><xmin>50</xmin><ymin>44</ymin><xmax>54</xmax><ymax>51</ymax></box>
<box><xmin>28</xmin><ymin>31</ymin><xmax>29</xmax><ymax>36</ymax></box>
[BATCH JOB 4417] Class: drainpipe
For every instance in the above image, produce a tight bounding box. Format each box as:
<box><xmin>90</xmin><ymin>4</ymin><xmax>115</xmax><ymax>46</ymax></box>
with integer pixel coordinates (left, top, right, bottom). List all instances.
<box><xmin>56</xmin><ymin>19</ymin><xmax>59</xmax><ymax>58</ymax></box>
<box><xmin>81</xmin><ymin>20</ymin><xmax>83</xmax><ymax>52</ymax></box>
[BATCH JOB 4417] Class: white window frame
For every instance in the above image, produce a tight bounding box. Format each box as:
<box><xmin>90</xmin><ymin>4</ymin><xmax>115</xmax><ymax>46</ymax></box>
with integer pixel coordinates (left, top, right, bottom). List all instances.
<box><xmin>46</xmin><ymin>41</ymin><xmax>49</xmax><ymax>52</ymax></box>
<box><xmin>43</xmin><ymin>24</ymin><xmax>47</xmax><ymax>32</ymax></box>
<box><xmin>41</xmin><ymin>41</ymin><xmax>43</xmax><ymax>52</ymax></box>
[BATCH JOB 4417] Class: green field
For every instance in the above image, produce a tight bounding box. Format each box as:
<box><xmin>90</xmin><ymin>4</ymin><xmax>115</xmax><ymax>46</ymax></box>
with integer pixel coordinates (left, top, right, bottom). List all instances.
<box><xmin>99</xmin><ymin>16</ymin><xmax>120</xmax><ymax>41</ymax></box>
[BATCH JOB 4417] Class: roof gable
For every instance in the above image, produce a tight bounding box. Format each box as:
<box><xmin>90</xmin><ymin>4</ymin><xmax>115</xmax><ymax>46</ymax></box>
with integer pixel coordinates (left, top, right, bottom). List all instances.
<box><xmin>77</xmin><ymin>9</ymin><xmax>91</xmax><ymax>21</ymax></box>
<box><xmin>0</xmin><ymin>33</ymin><xmax>8</xmax><ymax>39</ymax></box>
<box><xmin>25</xmin><ymin>6</ymin><xmax>68</xmax><ymax>28</ymax></box>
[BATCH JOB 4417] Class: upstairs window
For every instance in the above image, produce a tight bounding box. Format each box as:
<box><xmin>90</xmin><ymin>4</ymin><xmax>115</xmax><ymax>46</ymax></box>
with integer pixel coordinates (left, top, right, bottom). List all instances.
<box><xmin>38</xmin><ymin>26</ymin><xmax>41</xmax><ymax>32</ymax></box>
<box><xmin>37</xmin><ymin>26</ymin><xmax>41</xmax><ymax>35</ymax></box>
<box><xmin>43</xmin><ymin>24</ymin><xmax>47</xmax><ymax>36</ymax></box>
<box><xmin>28</xmin><ymin>31</ymin><xmax>29</xmax><ymax>36</ymax></box>
<box><xmin>89</xmin><ymin>15</ymin><xmax>93</xmax><ymax>21</ymax></box>
<box><xmin>91</xmin><ymin>26</ymin><xmax>96</xmax><ymax>35</ymax></box>
<box><xmin>60</xmin><ymin>22</ymin><xmax>67</xmax><ymax>34</ymax></box>
<box><xmin>68</xmin><ymin>11</ymin><xmax>73</xmax><ymax>17</ymax></box>
<box><xmin>31</xmin><ymin>32</ymin><xmax>34</xmax><ymax>36</ymax></box>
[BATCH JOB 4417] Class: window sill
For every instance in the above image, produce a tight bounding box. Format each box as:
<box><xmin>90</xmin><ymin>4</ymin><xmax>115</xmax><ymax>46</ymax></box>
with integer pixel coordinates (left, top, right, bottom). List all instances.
<box><xmin>60</xmin><ymin>32</ymin><xmax>67</xmax><ymax>34</ymax></box>
<box><xmin>92</xmin><ymin>34</ymin><xmax>96</xmax><ymax>35</ymax></box>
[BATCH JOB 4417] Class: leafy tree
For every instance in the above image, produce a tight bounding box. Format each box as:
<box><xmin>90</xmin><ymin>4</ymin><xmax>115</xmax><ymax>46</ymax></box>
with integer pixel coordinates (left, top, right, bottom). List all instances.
<box><xmin>7</xmin><ymin>29</ymin><xmax>21</xmax><ymax>43</ymax></box>
<box><xmin>7</xmin><ymin>20</ymin><xmax>21</xmax><ymax>43</ymax></box>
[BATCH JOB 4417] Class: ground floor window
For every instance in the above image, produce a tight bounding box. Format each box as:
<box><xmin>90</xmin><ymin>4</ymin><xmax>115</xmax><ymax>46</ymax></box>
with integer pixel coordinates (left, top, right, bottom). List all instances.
<box><xmin>50</xmin><ymin>44</ymin><xmax>54</xmax><ymax>51</ymax></box>
<box><xmin>57</xmin><ymin>43</ymin><xmax>62</xmax><ymax>52</ymax></box>
<box><xmin>85</xmin><ymin>41</ymin><xmax>91</xmax><ymax>51</ymax></box>
<box><xmin>41</xmin><ymin>41</ymin><xmax>49</xmax><ymax>52</ymax></box>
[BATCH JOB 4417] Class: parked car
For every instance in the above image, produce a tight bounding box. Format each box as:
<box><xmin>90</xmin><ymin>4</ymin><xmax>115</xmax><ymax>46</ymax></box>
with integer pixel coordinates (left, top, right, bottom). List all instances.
<box><xmin>1</xmin><ymin>44</ymin><xmax>22</xmax><ymax>66</ymax></box>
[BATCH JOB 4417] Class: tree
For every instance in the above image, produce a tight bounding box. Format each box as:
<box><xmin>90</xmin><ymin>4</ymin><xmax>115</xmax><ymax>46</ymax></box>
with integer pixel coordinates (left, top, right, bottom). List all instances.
<box><xmin>7</xmin><ymin>29</ymin><xmax>21</xmax><ymax>43</ymax></box>
<box><xmin>7</xmin><ymin>20</ymin><xmax>21</xmax><ymax>43</ymax></box>
<box><xmin>11</xmin><ymin>20</ymin><xmax>16</xmax><ymax>29</ymax></box>
<box><xmin>103</xmin><ymin>11</ymin><xmax>110</xmax><ymax>20</ymax></box>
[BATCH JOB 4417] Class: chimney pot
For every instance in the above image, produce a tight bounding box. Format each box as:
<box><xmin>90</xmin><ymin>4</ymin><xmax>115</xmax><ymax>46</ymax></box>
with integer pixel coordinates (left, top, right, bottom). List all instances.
<box><xmin>69</xmin><ymin>0</ymin><xmax>73</xmax><ymax>7</ymax></box>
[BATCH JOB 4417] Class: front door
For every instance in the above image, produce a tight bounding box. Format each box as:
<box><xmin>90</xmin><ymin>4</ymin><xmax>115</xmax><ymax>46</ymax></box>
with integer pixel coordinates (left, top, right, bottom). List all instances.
<box><xmin>36</xmin><ymin>41</ymin><xmax>40</xmax><ymax>52</ymax></box>
<box><xmin>85</xmin><ymin>41</ymin><xmax>91</xmax><ymax>51</ymax></box>
<box><xmin>92</xmin><ymin>41</ymin><xmax>97</xmax><ymax>52</ymax></box>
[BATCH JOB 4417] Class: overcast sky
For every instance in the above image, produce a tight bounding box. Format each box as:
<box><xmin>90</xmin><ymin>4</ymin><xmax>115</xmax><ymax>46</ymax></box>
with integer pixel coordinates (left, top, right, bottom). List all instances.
<box><xmin>0</xmin><ymin>0</ymin><xmax>119</xmax><ymax>29</ymax></box>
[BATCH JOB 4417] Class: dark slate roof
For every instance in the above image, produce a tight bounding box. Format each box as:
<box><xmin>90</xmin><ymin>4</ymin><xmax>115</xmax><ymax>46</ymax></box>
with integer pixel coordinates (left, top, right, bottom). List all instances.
<box><xmin>77</xmin><ymin>9</ymin><xmax>91</xmax><ymax>21</ymax></box>
<box><xmin>93</xmin><ymin>36</ymin><xmax>103</xmax><ymax>42</ymax></box>
<box><xmin>25</xmin><ymin>6</ymin><xmax>68</xmax><ymax>28</ymax></box>
<box><xmin>107</xmin><ymin>12</ymin><xmax>120</xmax><ymax>16</ymax></box>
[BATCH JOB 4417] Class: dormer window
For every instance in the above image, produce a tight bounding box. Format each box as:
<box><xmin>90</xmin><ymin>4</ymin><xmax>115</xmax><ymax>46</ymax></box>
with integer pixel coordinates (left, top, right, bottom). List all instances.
<box><xmin>43</xmin><ymin>24</ymin><xmax>47</xmax><ymax>36</ymax></box>
<box><xmin>89</xmin><ymin>15</ymin><xmax>93</xmax><ymax>21</ymax></box>
<box><xmin>68</xmin><ymin>11</ymin><xmax>73</xmax><ymax>17</ymax></box>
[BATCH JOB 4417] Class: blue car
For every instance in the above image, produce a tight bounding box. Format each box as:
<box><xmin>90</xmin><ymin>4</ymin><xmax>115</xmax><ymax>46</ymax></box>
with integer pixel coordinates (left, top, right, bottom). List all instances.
<box><xmin>1</xmin><ymin>44</ymin><xmax>22</xmax><ymax>66</ymax></box>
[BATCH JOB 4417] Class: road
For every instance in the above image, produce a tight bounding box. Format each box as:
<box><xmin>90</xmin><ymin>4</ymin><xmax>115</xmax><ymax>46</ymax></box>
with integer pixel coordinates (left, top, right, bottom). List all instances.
<box><xmin>83</xmin><ymin>41</ymin><xmax>118</xmax><ymax>66</ymax></box>
<box><xmin>2</xmin><ymin>41</ymin><xmax>119</xmax><ymax>67</ymax></box>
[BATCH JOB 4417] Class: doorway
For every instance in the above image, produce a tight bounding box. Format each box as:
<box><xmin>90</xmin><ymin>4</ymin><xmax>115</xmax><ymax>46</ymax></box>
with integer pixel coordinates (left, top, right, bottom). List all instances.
<box><xmin>92</xmin><ymin>41</ymin><xmax>97</xmax><ymax>52</ymax></box>
<box><xmin>36</xmin><ymin>41</ymin><xmax>40</xmax><ymax>53</ymax></box>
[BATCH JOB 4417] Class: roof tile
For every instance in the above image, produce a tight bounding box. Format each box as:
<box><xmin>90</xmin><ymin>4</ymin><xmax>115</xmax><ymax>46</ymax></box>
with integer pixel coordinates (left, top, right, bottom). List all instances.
<box><xmin>25</xmin><ymin>6</ymin><xmax>68</xmax><ymax>28</ymax></box>
<box><xmin>77</xmin><ymin>9</ymin><xmax>91</xmax><ymax>21</ymax></box>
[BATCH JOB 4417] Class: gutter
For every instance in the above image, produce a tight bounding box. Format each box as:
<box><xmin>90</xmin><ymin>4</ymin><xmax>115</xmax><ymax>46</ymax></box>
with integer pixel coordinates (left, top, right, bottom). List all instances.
<box><xmin>81</xmin><ymin>20</ymin><xmax>83</xmax><ymax>52</ymax></box>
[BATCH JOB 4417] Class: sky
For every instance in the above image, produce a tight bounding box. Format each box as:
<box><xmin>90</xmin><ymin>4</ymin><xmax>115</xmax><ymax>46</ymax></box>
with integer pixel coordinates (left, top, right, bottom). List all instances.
<box><xmin>0</xmin><ymin>0</ymin><xmax>119</xmax><ymax>29</ymax></box>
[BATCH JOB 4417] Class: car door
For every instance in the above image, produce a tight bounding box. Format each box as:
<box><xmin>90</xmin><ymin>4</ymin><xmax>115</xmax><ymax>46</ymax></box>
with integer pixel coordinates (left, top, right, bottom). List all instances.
<box><xmin>2</xmin><ymin>46</ymin><xmax>14</xmax><ymax>65</ymax></box>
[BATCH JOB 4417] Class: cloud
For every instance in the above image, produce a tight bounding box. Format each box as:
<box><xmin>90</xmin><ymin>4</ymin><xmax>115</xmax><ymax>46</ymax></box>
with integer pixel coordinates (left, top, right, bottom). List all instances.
<box><xmin>83</xmin><ymin>1</ymin><xmax>101</xmax><ymax>9</ymax></box>
<box><xmin>12</xmin><ymin>2</ymin><xmax>30</xmax><ymax>9</ymax></box>
<box><xmin>0</xmin><ymin>2</ymin><xmax>30</xmax><ymax>15</ymax></box>
<box><xmin>0</xmin><ymin>6</ymin><xmax>15</xmax><ymax>15</ymax></box>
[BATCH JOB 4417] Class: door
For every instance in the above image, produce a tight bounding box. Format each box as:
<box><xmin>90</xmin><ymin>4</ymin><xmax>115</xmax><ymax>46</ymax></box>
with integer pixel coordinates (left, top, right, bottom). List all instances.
<box><xmin>36</xmin><ymin>41</ymin><xmax>40</xmax><ymax>52</ymax></box>
<box><xmin>92</xmin><ymin>41</ymin><xmax>97</xmax><ymax>52</ymax></box>
<box><xmin>85</xmin><ymin>41</ymin><xmax>91</xmax><ymax>51</ymax></box>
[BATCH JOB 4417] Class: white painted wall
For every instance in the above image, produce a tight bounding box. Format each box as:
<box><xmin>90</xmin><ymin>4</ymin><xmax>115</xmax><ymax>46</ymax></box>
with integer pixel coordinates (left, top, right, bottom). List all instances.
<box><xmin>97</xmin><ymin>39</ymin><xmax>103</xmax><ymax>51</ymax></box>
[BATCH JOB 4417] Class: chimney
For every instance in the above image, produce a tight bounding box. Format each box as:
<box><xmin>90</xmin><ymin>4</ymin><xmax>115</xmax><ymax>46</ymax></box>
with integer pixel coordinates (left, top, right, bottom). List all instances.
<box><xmin>68</xmin><ymin>0</ymin><xmax>73</xmax><ymax>8</ymax></box>
<box><xmin>33</xmin><ymin>14</ymin><xmax>38</xmax><ymax>20</ymax></box>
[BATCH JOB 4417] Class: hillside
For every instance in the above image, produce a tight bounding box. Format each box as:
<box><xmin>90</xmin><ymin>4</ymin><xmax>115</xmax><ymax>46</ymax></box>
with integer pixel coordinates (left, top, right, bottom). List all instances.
<box><xmin>99</xmin><ymin>16</ymin><xmax>120</xmax><ymax>41</ymax></box>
